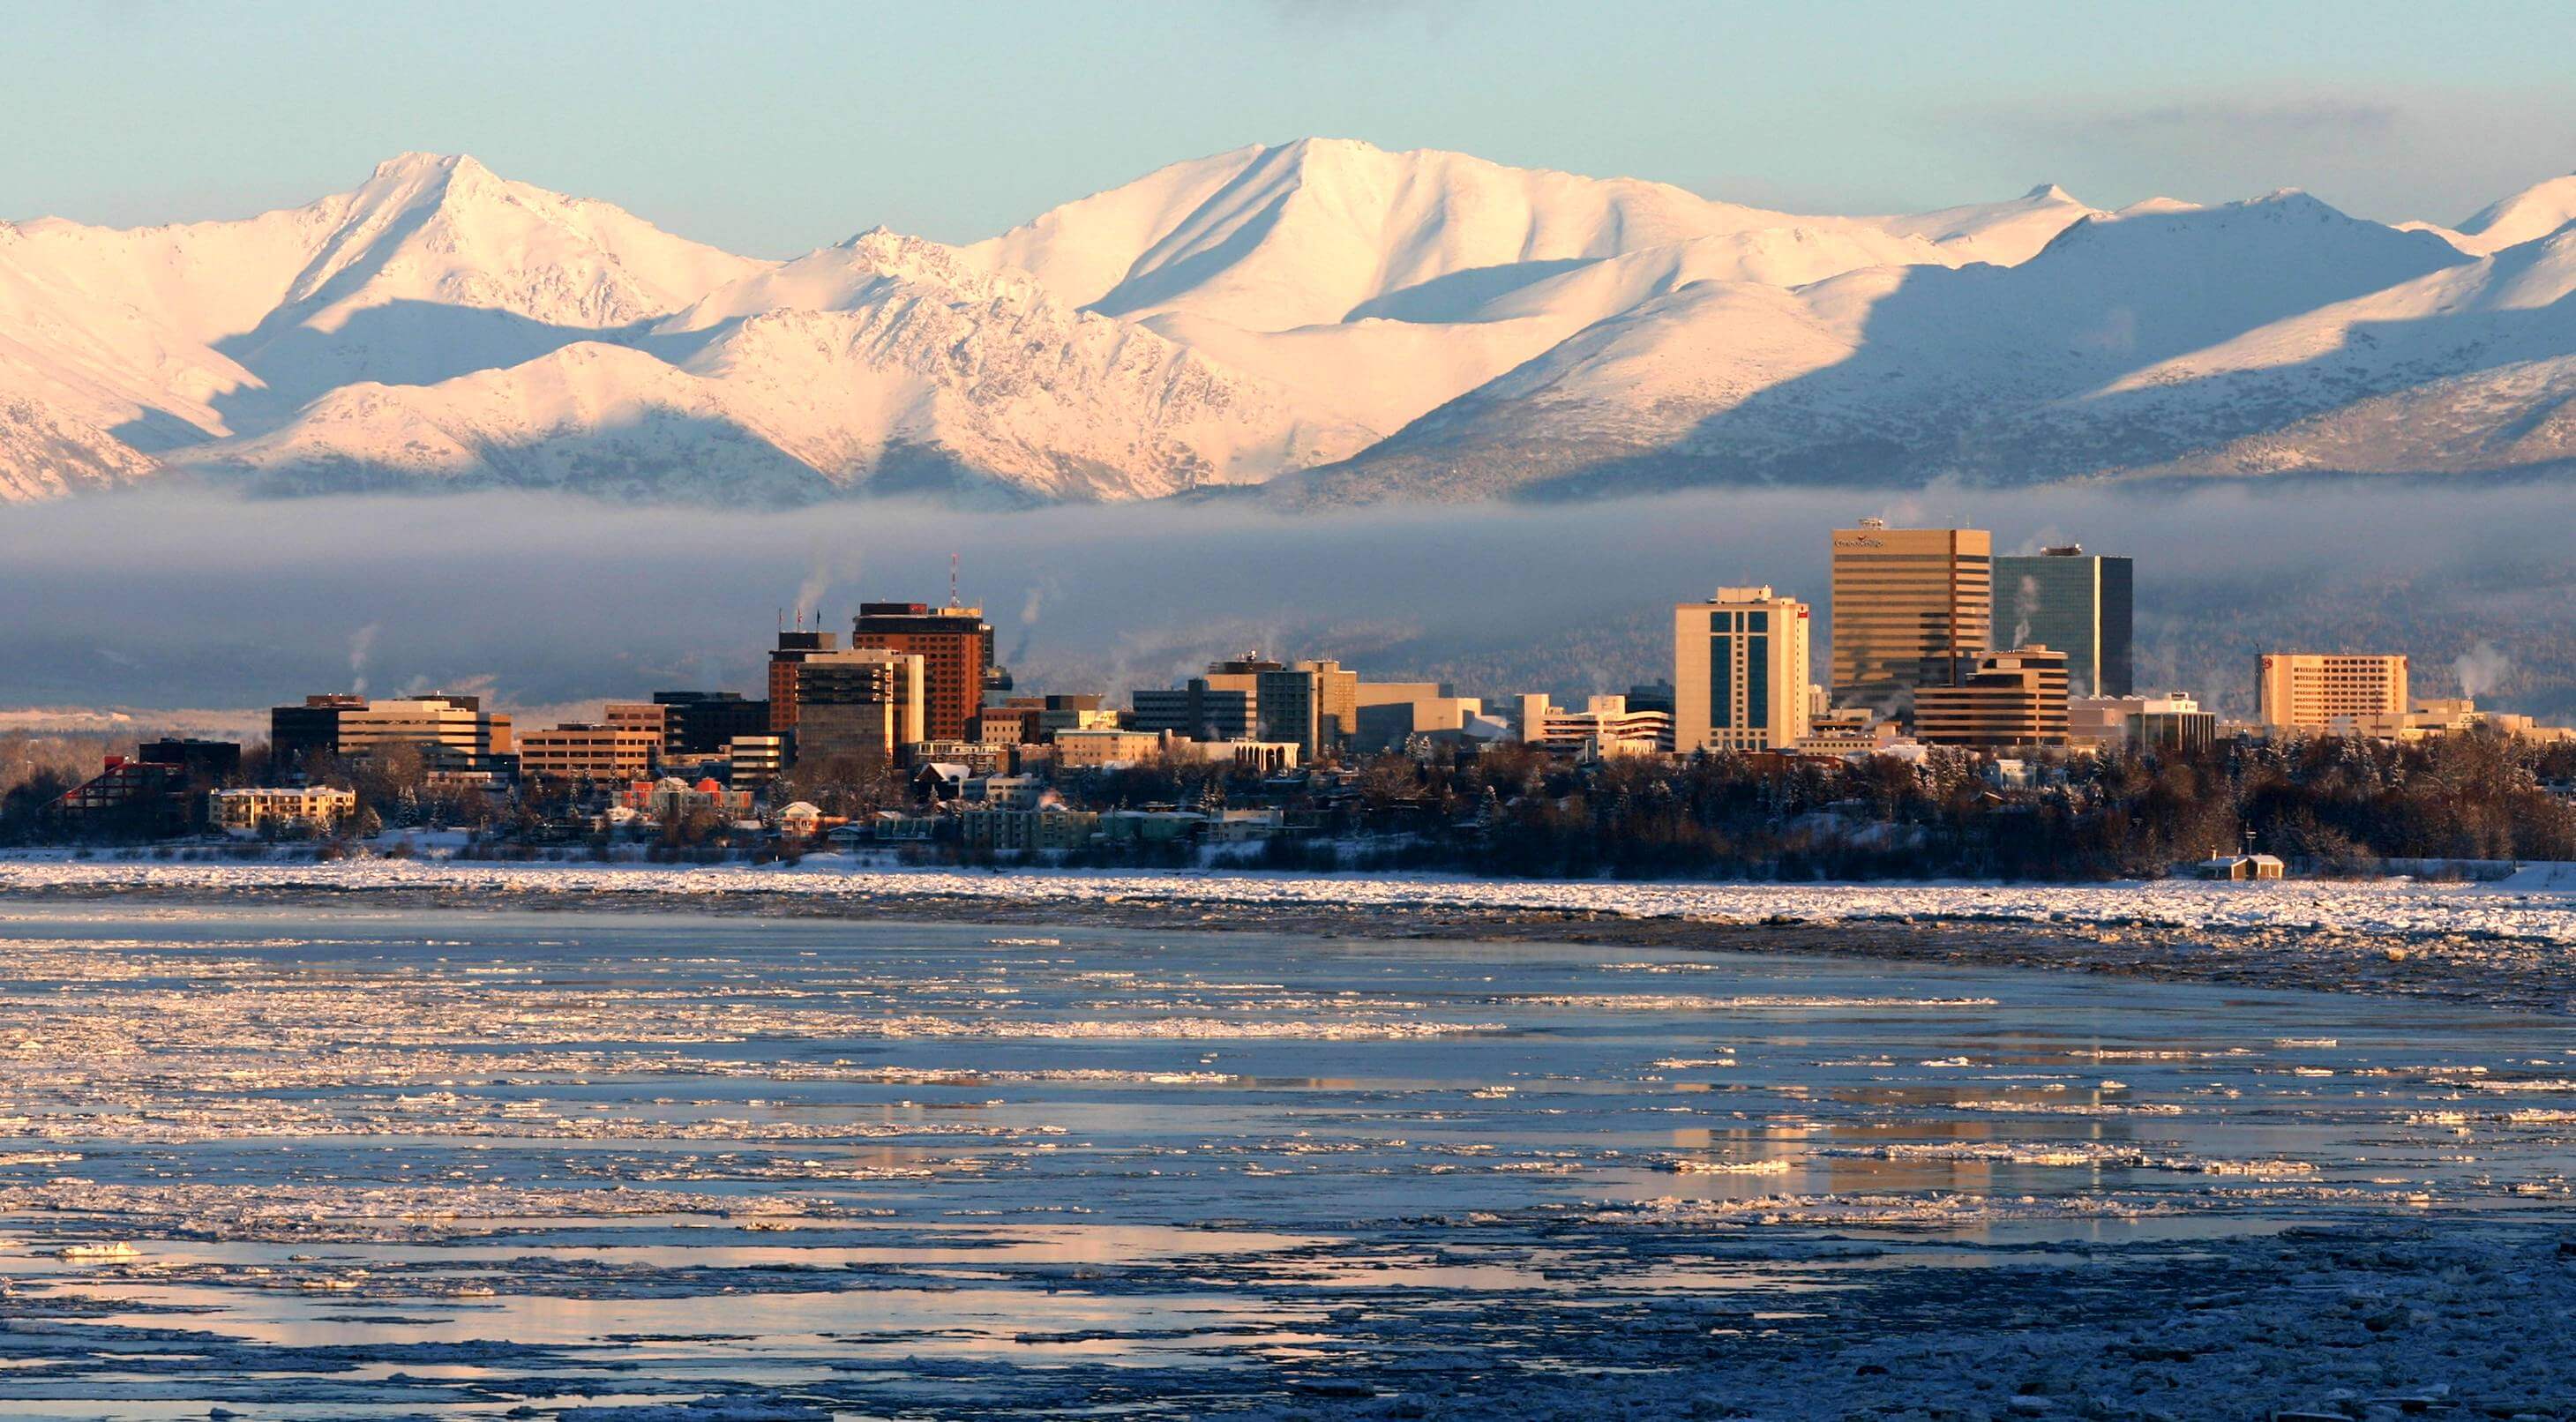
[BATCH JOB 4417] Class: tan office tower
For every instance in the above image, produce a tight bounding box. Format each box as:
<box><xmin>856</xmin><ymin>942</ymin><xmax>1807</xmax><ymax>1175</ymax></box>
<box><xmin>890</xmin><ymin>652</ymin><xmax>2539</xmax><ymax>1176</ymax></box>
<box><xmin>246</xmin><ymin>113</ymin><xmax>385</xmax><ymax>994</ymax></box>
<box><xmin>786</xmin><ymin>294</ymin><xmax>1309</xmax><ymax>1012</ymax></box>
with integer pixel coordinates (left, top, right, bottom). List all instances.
<box><xmin>1674</xmin><ymin>587</ymin><xmax>1812</xmax><ymax>752</ymax></box>
<box><xmin>1831</xmin><ymin>520</ymin><xmax>1992</xmax><ymax>713</ymax></box>
<box><xmin>2257</xmin><ymin>654</ymin><xmax>2408</xmax><ymax>730</ymax></box>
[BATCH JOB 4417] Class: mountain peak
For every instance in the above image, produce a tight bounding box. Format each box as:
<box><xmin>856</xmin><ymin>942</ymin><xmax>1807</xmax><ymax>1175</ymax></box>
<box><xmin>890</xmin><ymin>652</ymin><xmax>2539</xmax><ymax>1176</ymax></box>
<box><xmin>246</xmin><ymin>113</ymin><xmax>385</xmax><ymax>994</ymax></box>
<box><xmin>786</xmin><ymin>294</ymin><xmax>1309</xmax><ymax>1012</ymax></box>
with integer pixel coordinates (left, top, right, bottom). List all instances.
<box><xmin>367</xmin><ymin>152</ymin><xmax>486</xmax><ymax>183</ymax></box>
<box><xmin>2025</xmin><ymin>183</ymin><xmax>2076</xmax><ymax>203</ymax></box>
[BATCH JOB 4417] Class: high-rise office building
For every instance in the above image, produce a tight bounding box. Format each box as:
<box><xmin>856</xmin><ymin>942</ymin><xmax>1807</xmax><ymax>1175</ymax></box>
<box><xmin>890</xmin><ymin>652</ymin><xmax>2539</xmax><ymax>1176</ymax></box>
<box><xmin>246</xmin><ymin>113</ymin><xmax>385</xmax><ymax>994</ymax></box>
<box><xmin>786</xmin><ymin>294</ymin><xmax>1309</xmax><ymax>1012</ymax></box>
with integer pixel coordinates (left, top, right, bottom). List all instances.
<box><xmin>1913</xmin><ymin>647</ymin><xmax>2071</xmax><ymax>746</ymax></box>
<box><xmin>1994</xmin><ymin>546</ymin><xmax>2134</xmax><ymax>698</ymax></box>
<box><xmin>1674</xmin><ymin>586</ymin><xmax>1813</xmax><ymax>753</ymax></box>
<box><xmin>2258</xmin><ymin>654</ymin><xmax>2409</xmax><ymax>730</ymax></box>
<box><xmin>795</xmin><ymin>649</ymin><xmax>927</xmax><ymax>766</ymax></box>
<box><xmin>1830</xmin><ymin>520</ymin><xmax>1992</xmax><ymax>714</ymax></box>
<box><xmin>1253</xmin><ymin>660</ymin><xmax>1359</xmax><ymax>756</ymax></box>
<box><xmin>848</xmin><ymin>602</ymin><xmax>995</xmax><ymax>743</ymax></box>
<box><xmin>767</xmin><ymin>629</ymin><xmax>840</xmax><ymax>733</ymax></box>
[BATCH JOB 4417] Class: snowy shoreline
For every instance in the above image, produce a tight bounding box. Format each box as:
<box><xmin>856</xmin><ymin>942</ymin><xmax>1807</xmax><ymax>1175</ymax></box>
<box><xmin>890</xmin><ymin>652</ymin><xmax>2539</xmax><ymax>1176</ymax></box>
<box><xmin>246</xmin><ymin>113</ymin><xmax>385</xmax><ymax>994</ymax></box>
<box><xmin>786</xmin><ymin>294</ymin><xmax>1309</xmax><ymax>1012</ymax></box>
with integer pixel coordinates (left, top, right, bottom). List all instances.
<box><xmin>6</xmin><ymin>856</ymin><xmax>2576</xmax><ymax>1015</ymax></box>
<box><xmin>2</xmin><ymin>853</ymin><xmax>2573</xmax><ymax>942</ymax></box>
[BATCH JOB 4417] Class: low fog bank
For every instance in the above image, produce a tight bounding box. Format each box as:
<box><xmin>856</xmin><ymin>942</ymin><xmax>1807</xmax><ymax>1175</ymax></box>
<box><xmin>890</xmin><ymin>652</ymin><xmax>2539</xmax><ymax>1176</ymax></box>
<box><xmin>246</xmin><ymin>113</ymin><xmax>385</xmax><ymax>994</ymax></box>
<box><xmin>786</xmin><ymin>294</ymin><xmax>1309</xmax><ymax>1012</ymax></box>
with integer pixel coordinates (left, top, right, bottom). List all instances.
<box><xmin>3</xmin><ymin>483</ymin><xmax>2571</xmax><ymax>726</ymax></box>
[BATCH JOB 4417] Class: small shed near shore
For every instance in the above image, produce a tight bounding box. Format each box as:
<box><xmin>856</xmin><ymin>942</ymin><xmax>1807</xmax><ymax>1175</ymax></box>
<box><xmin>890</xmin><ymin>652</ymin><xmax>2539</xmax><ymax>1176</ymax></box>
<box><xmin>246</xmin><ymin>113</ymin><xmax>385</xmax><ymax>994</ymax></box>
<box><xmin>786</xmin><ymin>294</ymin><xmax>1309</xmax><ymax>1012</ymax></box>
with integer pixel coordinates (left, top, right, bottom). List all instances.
<box><xmin>2193</xmin><ymin>853</ymin><xmax>2287</xmax><ymax>881</ymax></box>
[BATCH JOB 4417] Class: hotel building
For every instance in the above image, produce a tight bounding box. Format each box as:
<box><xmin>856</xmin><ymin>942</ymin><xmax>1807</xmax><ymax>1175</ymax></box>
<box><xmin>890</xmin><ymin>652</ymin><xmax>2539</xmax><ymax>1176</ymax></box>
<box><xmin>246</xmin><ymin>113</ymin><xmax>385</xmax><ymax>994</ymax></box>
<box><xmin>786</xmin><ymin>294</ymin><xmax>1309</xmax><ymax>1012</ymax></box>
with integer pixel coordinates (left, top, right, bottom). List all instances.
<box><xmin>1674</xmin><ymin>586</ymin><xmax>1813</xmax><ymax>753</ymax></box>
<box><xmin>2257</xmin><ymin>654</ymin><xmax>2409</xmax><ymax>730</ymax></box>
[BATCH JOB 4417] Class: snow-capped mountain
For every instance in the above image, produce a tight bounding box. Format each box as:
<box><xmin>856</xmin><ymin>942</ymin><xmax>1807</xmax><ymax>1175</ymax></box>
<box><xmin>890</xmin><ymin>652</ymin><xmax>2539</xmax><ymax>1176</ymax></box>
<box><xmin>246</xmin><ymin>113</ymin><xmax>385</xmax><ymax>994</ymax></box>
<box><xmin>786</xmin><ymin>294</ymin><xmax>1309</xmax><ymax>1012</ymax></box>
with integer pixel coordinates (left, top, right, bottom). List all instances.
<box><xmin>5</xmin><ymin>142</ymin><xmax>2576</xmax><ymax>506</ymax></box>
<box><xmin>1278</xmin><ymin>191</ymin><xmax>2475</xmax><ymax>502</ymax></box>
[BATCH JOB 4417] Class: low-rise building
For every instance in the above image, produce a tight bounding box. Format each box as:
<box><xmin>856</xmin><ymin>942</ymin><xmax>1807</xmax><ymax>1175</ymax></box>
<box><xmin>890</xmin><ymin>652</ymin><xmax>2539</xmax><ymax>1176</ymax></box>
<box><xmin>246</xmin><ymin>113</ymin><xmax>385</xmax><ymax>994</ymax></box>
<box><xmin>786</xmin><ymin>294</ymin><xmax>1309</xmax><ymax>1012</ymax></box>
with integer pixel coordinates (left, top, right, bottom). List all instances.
<box><xmin>959</xmin><ymin>804</ymin><xmax>1099</xmax><ymax>852</ymax></box>
<box><xmin>208</xmin><ymin>784</ymin><xmax>356</xmax><ymax>836</ymax></box>
<box><xmin>2070</xmin><ymin>693</ymin><xmax>2217</xmax><ymax>753</ymax></box>
<box><xmin>615</xmin><ymin>776</ymin><xmax>754</xmax><ymax>823</ymax></box>
<box><xmin>518</xmin><ymin>724</ymin><xmax>664</xmax><ymax>782</ymax></box>
<box><xmin>1165</xmin><ymin>737</ymin><xmax>1302</xmax><ymax>774</ymax></box>
<box><xmin>727</xmin><ymin>735</ymin><xmax>785</xmax><ymax>790</ymax></box>
<box><xmin>1351</xmin><ymin>682</ymin><xmax>1486</xmax><ymax>753</ymax></box>
<box><xmin>1054</xmin><ymin>728</ymin><xmax>1171</xmax><ymax>768</ymax></box>
<box><xmin>1793</xmin><ymin>707</ymin><xmax>1902</xmax><ymax>758</ymax></box>
<box><xmin>1517</xmin><ymin>694</ymin><xmax>1674</xmax><ymax>757</ymax></box>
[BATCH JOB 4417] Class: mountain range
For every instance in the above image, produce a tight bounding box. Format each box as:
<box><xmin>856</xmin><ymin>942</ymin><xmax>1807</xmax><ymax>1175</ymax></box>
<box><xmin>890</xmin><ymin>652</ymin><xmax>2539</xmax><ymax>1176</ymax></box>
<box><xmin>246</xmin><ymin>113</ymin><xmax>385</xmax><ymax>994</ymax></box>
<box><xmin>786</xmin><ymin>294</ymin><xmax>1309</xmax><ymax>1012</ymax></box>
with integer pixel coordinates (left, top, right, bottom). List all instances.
<box><xmin>6</xmin><ymin>138</ymin><xmax>2576</xmax><ymax>506</ymax></box>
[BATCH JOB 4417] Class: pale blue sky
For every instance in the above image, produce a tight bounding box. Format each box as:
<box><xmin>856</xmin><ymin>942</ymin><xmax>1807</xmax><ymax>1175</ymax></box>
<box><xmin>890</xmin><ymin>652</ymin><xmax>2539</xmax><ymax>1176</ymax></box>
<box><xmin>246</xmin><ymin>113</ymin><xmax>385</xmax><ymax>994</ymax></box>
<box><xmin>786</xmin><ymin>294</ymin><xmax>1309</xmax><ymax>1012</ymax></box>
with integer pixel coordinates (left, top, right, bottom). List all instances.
<box><xmin>16</xmin><ymin>0</ymin><xmax>2576</xmax><ymax>255</ymax></box>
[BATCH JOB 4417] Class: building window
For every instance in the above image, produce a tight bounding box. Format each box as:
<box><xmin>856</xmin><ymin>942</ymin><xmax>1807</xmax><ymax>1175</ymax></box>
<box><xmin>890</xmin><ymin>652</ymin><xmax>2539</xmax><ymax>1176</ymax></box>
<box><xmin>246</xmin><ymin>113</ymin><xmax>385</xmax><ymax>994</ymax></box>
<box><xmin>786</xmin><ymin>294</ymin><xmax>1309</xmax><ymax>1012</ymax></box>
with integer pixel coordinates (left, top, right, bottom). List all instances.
<box><xmin>1710</xmin><ymin>635</ymin><xmax>1733</xmax><ymax>730</ymax></box>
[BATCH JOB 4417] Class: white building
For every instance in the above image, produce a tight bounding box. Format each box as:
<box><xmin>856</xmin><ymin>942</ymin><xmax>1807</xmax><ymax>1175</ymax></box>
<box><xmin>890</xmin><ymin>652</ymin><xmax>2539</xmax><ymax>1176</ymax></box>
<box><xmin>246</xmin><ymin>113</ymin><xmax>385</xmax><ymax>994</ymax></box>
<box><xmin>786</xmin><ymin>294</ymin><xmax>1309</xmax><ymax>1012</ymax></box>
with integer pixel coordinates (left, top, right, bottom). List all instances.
<box><xmin>1516</xmin><ymin>694</ymin><xmax>1674</xmax><ymax>758</ymax></box>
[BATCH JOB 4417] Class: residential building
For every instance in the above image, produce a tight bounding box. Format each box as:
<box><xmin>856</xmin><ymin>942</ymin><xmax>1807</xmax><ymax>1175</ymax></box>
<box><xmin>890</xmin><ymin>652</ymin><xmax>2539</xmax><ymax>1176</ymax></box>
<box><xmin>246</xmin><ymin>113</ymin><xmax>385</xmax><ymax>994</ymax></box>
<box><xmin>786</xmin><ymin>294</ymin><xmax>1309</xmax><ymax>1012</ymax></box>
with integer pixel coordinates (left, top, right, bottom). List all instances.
<box><xmin>1994</xmin><ymin>545</ymin><xmax>2135</xmax><ymax>698</ymax></box>
<box><xmin>51</xmin><ymin>757</ymin><xmax>196</xmax><ymax>835</ymax></box>
<box><xmin>794</xmin><ymin>649</ymin><xmax>926</xmax><ymax>767</ymax></box>
<box><xmin>969</xmin><ymin>774</ymin><xmax>1048</xmax><ymax>808</ymax></box>
<box><xmin>1516</xmin><ymin>694</ymin><xmax>1674</xmax><ymax>757</ymax></box>
<box><xmin>1913</xmin><ymin>647</ymin><xmax>2071</xmax><ymax>746</ymax></box>
<box><xmin>727</xmin><ymin>735</ymin><xmax>785</xmax><ymax>790</ymax></box>
<box><xmin>909</xmin><ymin>739</ymin><xmax>1015</xmax><ymax>776</ymax></box>
<box><xmin>615</xmin><ymin>776</ymin><xmax>754</xmax><ymax>823</ymax></box>
<box><xmin>1830</xmin><ymin>520</ymin><xmax>1993</xmax><ymax>713</ymax></box>
<box><xmin>767</xmin><ymin>628</ymin><xmax>840</xmax><ymax>733</ymax></box>
<box><xmin>207</xmin><ymin>784</ymin><xmax>356</xmax><ymax>836</ymax></box>
<box><xmin>652</xmin><ymin>692</ymin><xmax>771</xmax><ymax>758</ymax></box>
<box><xmin>2258</xmin><ymin>654</ymin><xmax>2410</xmax><ymax>730</ymax></box>
<box><xmin>518</xmin><ymin>724</ymin><xmax>664</xmax><ymax>782</ymax></box>
<box><xmin>1674</xmin><ymin>586</ymin><xmax>1813</xmax><ymax>753</ymax></box>
<box><xmin>959</xmin><ymin>804</ymin><xmax>1099</xmax><ymax>852</ymax></box>
<box><xmin>846</xmin><ymin>602</ymin><xmax>996</xmax><ymax>743</ymax></box>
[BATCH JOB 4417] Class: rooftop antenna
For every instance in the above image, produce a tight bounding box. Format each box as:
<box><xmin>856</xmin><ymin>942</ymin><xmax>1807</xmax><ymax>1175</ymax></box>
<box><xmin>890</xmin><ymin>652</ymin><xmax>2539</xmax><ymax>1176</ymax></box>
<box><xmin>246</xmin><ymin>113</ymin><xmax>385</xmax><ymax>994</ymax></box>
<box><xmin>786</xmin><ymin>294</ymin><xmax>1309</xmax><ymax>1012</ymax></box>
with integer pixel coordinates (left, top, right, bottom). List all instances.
<box><xmin>948</xmin><ymin>552</ymin><xmax>962</xmax><ymax>610</ymax></box>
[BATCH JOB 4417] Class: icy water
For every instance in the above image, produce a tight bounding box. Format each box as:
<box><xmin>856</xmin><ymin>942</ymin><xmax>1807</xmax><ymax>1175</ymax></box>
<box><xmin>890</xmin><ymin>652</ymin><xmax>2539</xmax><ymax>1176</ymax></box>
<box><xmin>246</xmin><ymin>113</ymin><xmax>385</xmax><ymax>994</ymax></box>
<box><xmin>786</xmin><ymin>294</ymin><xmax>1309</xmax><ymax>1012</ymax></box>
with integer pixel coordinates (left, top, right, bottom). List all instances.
<box><xmin>4</xmin><ymin>902</ymin><xmax>2574</xmax><ymax>1418</ymax></box>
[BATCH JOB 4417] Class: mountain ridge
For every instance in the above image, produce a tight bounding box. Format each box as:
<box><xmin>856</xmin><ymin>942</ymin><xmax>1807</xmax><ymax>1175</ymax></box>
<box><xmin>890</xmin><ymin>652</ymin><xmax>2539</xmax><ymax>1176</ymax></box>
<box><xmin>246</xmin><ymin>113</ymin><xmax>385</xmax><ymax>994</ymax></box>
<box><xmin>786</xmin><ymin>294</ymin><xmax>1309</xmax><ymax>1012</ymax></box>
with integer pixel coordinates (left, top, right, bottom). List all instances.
<box><xmin>7</xmin><ymin>141</ymin><xmax>2576</xmax><ymax>507</ymax></box>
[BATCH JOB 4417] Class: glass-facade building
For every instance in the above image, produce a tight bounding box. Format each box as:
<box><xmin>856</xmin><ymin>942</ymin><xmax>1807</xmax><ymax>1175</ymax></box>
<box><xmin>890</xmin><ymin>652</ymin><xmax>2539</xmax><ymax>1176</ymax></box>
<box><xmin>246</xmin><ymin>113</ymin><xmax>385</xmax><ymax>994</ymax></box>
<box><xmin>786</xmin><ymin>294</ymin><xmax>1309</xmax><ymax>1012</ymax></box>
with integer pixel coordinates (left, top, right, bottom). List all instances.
<box><xmin>1993</xmin><ymin>549</ymin><xmax>2133</xmax><ymax>699</ymax></box>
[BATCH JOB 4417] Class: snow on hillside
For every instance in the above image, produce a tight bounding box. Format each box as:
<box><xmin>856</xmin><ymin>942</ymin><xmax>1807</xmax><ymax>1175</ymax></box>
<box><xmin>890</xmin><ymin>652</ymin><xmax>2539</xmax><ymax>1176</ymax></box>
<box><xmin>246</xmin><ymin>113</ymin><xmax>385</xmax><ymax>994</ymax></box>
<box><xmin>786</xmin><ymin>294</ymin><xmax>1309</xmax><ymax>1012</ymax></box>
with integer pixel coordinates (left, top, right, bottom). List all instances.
<box><xmin>1286</xmin><ymin>191</ymin><xmax>2477</xmax><ymax>502</ymax></box>
<box><xmin>184</xmin><ymin>230</ymin><xmax>1372</xmax><ymax>502</ymax></box>
<box><xmin>963</xmin><ymin>137</ymin><xmax>1958</xmax><ymax>333</ymax></box>
<box><xmin>2428</xmin><ymin>172</ymin><xmax>2576</xmax><ymax>256</ymax></box>
<box><xmin>1874</xmin><ymin>183</ymin><xmax>2106</xmax><ymax>266</ymax></box>
<box><xmin>1992</xmin><ymin>221</ymin><xmax>2576</xmax><ymax>480</ymax></box>
<box><xmin>9</xmin><ymin>143</ymin><xmax>2576</xmax><ymax>507</ymax></box>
